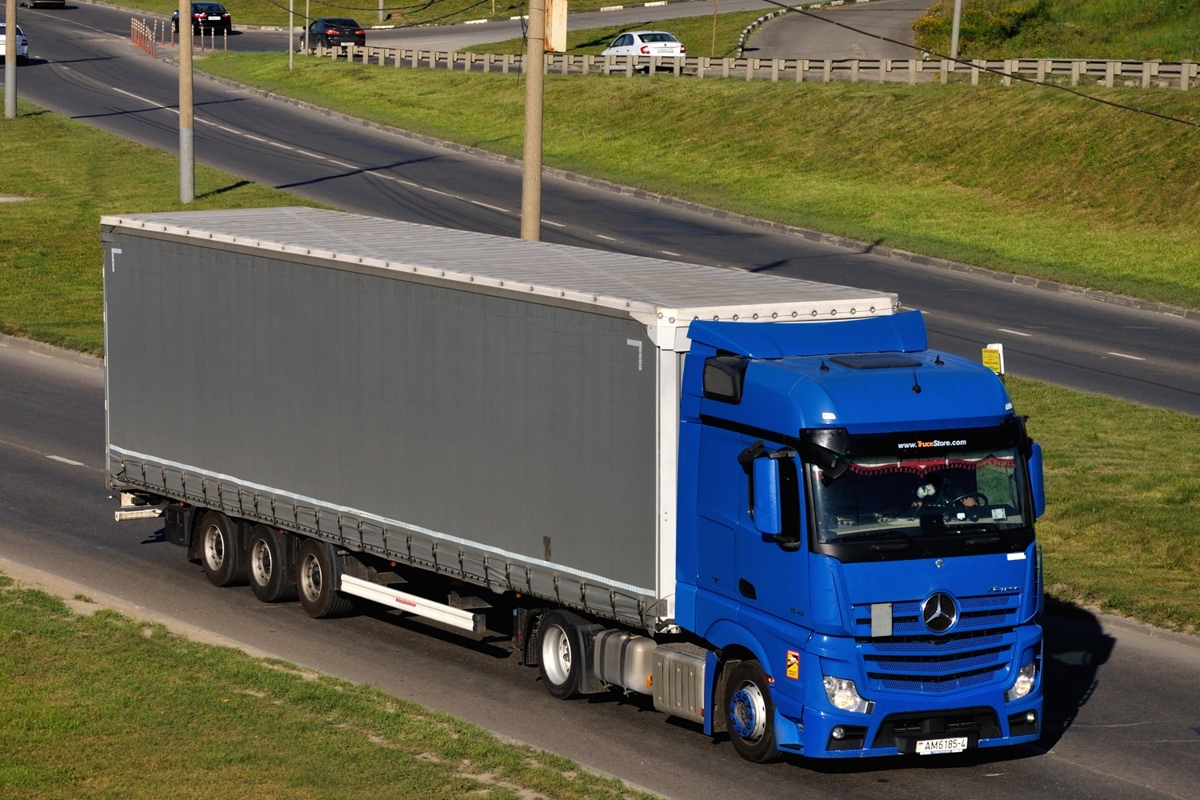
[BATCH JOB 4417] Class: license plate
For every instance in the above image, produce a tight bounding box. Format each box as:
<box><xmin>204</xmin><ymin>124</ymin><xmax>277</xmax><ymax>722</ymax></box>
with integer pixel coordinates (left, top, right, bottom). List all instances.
<box><xmin>915</xmin><ymin>736</ymin><xmax>968</xmax><ymax>755</ymax></box>
<box><xmin>207</xmin><ymin>15</ymin><xmax>221</xmax><ymax>20</ymax></box>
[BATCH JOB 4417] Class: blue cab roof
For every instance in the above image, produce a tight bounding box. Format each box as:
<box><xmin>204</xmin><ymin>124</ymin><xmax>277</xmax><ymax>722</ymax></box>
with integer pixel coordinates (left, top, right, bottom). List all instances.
<box><xmin>687</xmin><ymin>311</ymin><xmax>1014</xmax><ymax>434</ymax></box>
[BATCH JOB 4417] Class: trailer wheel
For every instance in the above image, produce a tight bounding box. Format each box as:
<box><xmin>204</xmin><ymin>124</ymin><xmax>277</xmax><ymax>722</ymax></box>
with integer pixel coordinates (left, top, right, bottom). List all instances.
<box><xmin>246</xmin><ymin>525</ymin><xmax>296</xmax><ymax>603</ymax></box>
<box><xmin>724</xmin><ymin>660</ymin><xmax>783</xmax><ymax>763</ymax></box>
<box><xmin>198</xmin><ymin>511</ymin><xmax>244</xmax><ymax>587</ymax></box>
<box><xmin>296</xmin><ymin>539</ymin><xmax>353</xmax><ymax>618</ymax></box>
<box><xmin>538</xmin><ymin>610</ymin><xmax>586</xmax><ymax>699</ymax></box>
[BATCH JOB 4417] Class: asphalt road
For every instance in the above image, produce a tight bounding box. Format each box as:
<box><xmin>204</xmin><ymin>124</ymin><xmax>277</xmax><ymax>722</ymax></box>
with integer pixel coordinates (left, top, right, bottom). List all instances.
<box><xmin>1</xmin><ymin>339</ymin><xmax>1199</xmax><ymax>799</ymax></box>
<box><xmin>746</xmin><ymin>0</ymin><xmax>927</xmax><ymax>60</ymax></box>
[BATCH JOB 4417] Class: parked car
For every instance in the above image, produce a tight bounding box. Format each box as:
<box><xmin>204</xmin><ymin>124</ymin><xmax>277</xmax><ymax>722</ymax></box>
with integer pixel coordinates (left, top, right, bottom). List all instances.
<box><xmin>300</xmin><ymin>18</ymin><xmax>366</xmax><ymax>51</ymax></box>
<box><xmin>600</xmin><ymin>30</ymin><xmax>685</xmax><ymax>70</ymax></box>
<box><xmin>0</xmin><ymin>23</ymin><xmax>30</xmax><ymax>66</ymax></box>
<box><xmin>172</xmin><ymin>2</ymin><xmax>232</xmax><ymax>35</ymax></box>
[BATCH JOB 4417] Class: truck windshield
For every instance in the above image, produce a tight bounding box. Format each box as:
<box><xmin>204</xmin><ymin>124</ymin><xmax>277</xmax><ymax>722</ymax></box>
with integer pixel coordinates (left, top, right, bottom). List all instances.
<box><xmin>809</xmin><ymin>447</ymin><xmax>1031</xmax><ymax>548</ymax></box>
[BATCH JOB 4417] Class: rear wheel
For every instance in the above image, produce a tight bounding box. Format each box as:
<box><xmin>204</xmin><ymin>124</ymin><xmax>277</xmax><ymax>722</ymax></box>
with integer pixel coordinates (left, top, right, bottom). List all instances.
<box><xmin>296</xmin><ymin>539</ymin><xmax>353</xmax><ymax>618</ymax></box>
<box><xmin>246</xmin><ymin>525</ymin><xmax>296</xmax><ymax>603</ymax></box>
<box><xmin>724</xmin><ymin>660</ymin><xmax>783</xmax><ymax>763</ymax></box>
<box><xmin>538</xmin><ymin>611</ymin><xmax>585</xmax><ymax>699</ymax></box>
<box><xmin>198</xmin><ymin>511</ymin><xmax>244</xmax><ymax>587</ymax></box>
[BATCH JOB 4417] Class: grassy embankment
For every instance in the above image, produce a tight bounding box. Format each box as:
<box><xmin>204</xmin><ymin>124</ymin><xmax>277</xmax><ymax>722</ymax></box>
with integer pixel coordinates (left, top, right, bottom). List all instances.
<box><xmin>913</xmin><ymin>0</ymin><xmax>1200</xmax><ymax>60</ymax></box>
<box><xmin>0</xmin><ymin>575</ymin><xmax>656</xmax><ymax>799</ymax></box>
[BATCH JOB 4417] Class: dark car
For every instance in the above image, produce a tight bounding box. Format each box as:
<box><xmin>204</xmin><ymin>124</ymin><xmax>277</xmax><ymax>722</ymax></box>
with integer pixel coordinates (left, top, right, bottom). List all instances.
<box><xmin>172</xmin><ymin>3</ymin><xmax>232</xmax><ymax>35</ymax></box>
<box><xmin>300</xmin><ymin>18</ymin><xmax>366</xmax><ymax>51</ymax></box>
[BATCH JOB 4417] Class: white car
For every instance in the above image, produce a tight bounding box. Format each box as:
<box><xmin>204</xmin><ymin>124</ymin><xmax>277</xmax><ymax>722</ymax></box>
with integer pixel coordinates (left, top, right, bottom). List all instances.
<box><xmin>0</xmin><ymin>22</ymin><xmax>30</xmax><ymax>66</ymax></box>
<box><xmin>601</xmin><ymin>31</ymin><xmax>685</xmax><ymax>71</ymax></box>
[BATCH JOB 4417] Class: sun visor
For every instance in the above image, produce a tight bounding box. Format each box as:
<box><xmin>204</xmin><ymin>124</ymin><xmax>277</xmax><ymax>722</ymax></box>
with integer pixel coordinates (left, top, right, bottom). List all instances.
<box><xmin>687</xmin><ymin>310</ymin><xmax>927</xmax><ymax>359</ymax></box>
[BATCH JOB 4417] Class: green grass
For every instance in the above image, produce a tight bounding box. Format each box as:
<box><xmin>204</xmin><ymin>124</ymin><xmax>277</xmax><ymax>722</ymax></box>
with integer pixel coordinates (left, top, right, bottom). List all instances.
<box><xmin>1009</xmin><ymin>377</ymin><xmax>1200</xmax><ymax>633</ymax></box>
<box><xmin>913</xmin><ymin>0</ymin><xmax>1200</xmax><ymax>59</ymax></box>
<box><xmin>193</xmin><ymin>52</ymin><xmax>1200</xmax><ymax>311</ymax></box>
<box><xmin>0</xmin><ymin>102</ymin><xmax>318</xmax><ymax>355</ymax></box>
<box><xmin>0</xmin><ymin>576</ymin><xmax>655</xmax><ymax>799</ymax></box>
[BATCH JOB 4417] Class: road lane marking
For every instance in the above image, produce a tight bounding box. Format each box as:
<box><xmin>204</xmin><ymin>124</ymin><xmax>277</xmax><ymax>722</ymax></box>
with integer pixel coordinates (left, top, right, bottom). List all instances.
<box><xmin>1107</xmin><ymin>352</ymin><xmax>1146</xmax><ymax>361</ymax></box>
<box><xmin>48</xmin><ymin>455</ymin><xmax>86</xmax><ymax>466</ymax></box>
<box><xmin>997</xmin><ymin>328</ymin><xmax>1033</xmax><ymax>337</ymax></box>
<box><xmin>105</xmin><ymin>84</ymin><xmax>516</xmax><ymax>221</ymax></box>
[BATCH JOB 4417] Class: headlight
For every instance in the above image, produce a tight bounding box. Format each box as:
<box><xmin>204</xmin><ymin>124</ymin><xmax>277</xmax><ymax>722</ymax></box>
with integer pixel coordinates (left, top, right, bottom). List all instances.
<box><xmin>1006</xmin><ymin>661</ymin><xmax>1037</xmax><ymax>702</ymax></box>
<box><xmin>823</xmin><ymin>676</ymin><xmax>874</xmax><ymax>714</ymax></box>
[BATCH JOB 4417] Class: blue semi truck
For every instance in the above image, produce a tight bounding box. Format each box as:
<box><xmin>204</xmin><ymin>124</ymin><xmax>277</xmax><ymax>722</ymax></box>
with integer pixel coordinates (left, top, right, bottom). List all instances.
<box><xmin>104</xmin><ymin>208</ymin><xmax>1044</xmax><ymax>763</ymax></box>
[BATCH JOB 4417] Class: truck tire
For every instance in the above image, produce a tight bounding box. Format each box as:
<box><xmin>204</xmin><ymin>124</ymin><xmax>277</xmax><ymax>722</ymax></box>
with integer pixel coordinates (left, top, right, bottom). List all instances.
<box><xmin>246</xmin><ymin>525</ymin><xmax>296</xmax><ymax>603</ymax></box>
<box><xmin>538</xmin><ymin>610</ymin><xmax>586</xmax><ymax>699</ymax></box>
<box><xmin>198</xmin><ymin>511</ymin><xmax>244</xmax><ymax>587</ymax></box>
<box><xmin>296</xmin><ymin>539</ymin><xmax>353</xmax><ymax>619</ymax></box>
<box><xmin>723</xmin><ymin>660</ymin><xmax>783</xmax><ymax>763</ymax></box>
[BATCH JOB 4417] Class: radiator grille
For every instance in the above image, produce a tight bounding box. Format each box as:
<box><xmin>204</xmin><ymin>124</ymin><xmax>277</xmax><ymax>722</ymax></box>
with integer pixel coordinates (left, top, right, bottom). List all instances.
<box><xmin>853</xmin><ymin>592</ymin><xmax>1019</xmax><ymax>693</ymax></box>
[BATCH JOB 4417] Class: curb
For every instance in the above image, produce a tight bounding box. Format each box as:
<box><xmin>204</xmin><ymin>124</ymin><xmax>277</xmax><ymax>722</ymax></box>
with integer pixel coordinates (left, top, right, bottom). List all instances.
<box><xmin>0</xmin><ymin>556</ymin><xmax>276</xmax><ymax>658</ymax></box>
<box><xmin>1046</xmin><ymin>597</ymin><xmax>1200</xmax><ymax>650</ymax></box>
<box><xmin>0</xmin><ymin>332</ymin><xmax>103</xmax><ymax>369</ymax></box>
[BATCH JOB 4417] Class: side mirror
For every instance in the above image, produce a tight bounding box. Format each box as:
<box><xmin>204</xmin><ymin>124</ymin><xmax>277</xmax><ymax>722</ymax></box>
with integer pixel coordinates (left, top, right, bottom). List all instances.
<box><xmin>1029</xmin><ymin>441</ymin><xmax>1046</xmax><ymax>519</ymax></box>
<box><xmin>752</xmin><ymin>456</ymin><xmax>782</xmax><ymax>536</ymax></box>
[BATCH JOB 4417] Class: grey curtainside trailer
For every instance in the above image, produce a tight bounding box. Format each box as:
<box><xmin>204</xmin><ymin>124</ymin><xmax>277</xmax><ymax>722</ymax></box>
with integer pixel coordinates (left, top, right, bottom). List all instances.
<box><xmin>102</xmin><ymin>207</ymin><xmax>896</xmax><ymax>633</ymax></box>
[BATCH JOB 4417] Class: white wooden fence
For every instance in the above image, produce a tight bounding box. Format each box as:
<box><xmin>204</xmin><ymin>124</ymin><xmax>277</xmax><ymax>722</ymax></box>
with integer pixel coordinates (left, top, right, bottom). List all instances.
<box><xmin>310</xmin><ymin>44</ymin><xmax>1197</xmax><ymax>90</ymax></box>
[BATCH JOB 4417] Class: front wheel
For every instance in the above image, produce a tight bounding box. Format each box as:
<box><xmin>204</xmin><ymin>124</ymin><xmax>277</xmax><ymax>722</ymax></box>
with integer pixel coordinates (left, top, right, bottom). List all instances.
<box><xmin>296</xmin><ymin>539</ymin><xmax>353</xmax><ymax>619</ymax></box>
<box><xmin>724</xmin><ymin>660</ymin><xmax>783</xmax><ymax>763</ymax></box>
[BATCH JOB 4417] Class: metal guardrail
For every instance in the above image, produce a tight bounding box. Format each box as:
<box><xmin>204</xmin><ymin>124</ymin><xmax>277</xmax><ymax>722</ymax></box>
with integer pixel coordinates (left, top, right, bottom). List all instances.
<box><xmin>310</xmin><ymin>44</ymin><xmax>1197</xmax><ymax>91</ymax></box>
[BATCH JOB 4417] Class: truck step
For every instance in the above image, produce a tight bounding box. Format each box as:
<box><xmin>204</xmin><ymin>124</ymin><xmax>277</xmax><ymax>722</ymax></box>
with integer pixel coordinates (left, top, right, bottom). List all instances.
<box><xmin>338</xmin><ymin>574</ymin><xmax>486</xmax><ymax>634</ymax></box>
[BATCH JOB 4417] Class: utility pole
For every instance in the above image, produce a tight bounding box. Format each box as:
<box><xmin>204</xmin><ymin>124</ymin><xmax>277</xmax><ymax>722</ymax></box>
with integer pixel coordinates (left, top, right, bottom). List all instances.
<box><xmin>179</xmin><ymin>0</ymin><xmax>194</xmax><ymax>202</ymax></box>
<box><xmin>5</xmin><ymin>0</ymin><xmax>17</xmax><ymax>119</ymax></box>
<box><xmin>949</xmin><ymin>0</ymin><xmax>963</xmax><ymax>61</ymax></box>
<box><xmin>519</xmin><ymin>0</ymin><xmax>545</xmax><ymax>241</ymax></box>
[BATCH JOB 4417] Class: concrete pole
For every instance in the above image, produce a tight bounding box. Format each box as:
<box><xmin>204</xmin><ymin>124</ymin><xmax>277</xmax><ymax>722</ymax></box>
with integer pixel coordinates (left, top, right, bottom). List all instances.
<box><xmin>949</xmin><ymin>0</ymin><xmax>963</xmax><ymax>61</ymax></box>
<box><xmin>5</xmin><ymin>0</ymin><xmax>17</xmax><ymax>119</ymax></box>
<box><xmin>288</xmin><ymin>0</ymin><xmax>294</xmax><ymax>71</ymax></box>
<box><xmin>179</xmin><ymin>0</ymin><xmax>194</xmax><ymax>202</ymax></box>
<box><xmin>519</xmin><ymin>0</ymin><xmax>545</xmax><ymax>241</ymax></box>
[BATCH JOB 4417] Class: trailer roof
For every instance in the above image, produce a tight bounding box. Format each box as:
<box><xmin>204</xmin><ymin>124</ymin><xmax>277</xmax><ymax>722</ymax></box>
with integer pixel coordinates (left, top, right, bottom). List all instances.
<box><xmin>102</xmin><ymin>208</ymin><xmax>897</xmax><ymax>332</ymax></box>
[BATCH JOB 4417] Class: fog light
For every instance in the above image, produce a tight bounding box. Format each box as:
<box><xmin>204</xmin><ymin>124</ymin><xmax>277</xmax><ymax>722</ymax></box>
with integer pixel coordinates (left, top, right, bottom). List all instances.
<box><xmin>831</xmin><ymin>726</ymin><xmax>845</xmax><ymax>740</ymax></box>
<box><xmin>1006</xmin><ymin>662</ymin><xmax>1037</xmax><ymax>702</ymax></box>
<box><xmin>1025</xmin><ymin>711</ymin><xmax>1037</xmax><ymax>724</ymax></box>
